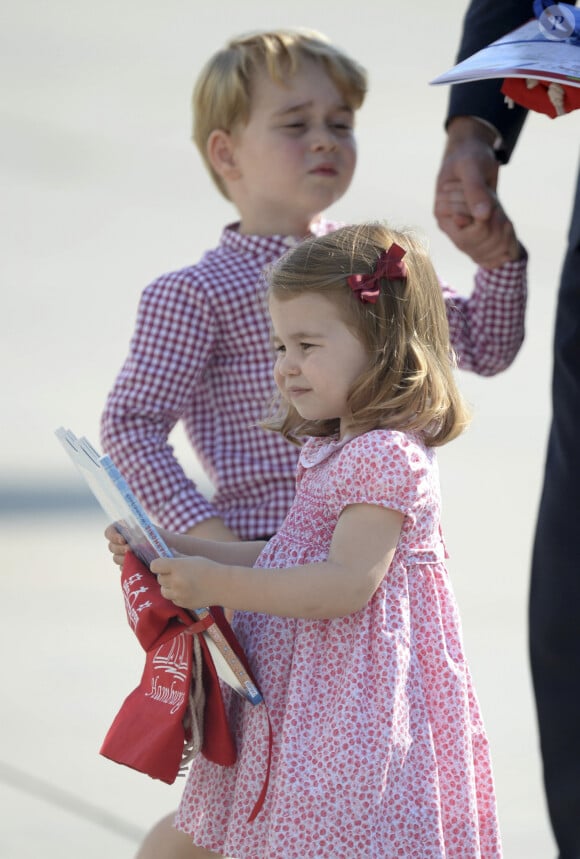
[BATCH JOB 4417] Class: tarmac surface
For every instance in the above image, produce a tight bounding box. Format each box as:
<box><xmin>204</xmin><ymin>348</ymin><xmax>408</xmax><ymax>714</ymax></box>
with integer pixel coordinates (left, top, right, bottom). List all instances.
<box><xmin>2</xmin><ymin>0</ymin><xmax>580</xmax><ymax>856</ymax></box>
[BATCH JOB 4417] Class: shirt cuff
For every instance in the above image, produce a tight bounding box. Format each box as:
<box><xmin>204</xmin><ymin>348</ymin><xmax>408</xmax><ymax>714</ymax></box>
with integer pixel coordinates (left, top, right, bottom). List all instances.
<box><xmin>477</xmin><ymin>247</ymin><xmax>528</xmax><ymax>287</ymax></box>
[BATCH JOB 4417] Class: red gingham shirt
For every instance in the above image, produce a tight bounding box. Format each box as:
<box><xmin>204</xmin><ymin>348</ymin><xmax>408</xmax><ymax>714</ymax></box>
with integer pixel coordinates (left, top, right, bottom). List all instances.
<box><xmin>100</xmin><ymin>221</ymin><xmax>527</xmax><ymax>538</ymax></box>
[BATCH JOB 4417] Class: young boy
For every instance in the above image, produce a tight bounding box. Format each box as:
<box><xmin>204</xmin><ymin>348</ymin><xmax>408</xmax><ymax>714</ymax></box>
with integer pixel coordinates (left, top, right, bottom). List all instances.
<box><xmin>101</xmin><ymin>29</ymin><xmax>365</xmax><ymax>548</ymax></box>
<box><xmin>100</xmin><ymin>28</ymin><xmax>527</xmax><ymax>859</ymax></box>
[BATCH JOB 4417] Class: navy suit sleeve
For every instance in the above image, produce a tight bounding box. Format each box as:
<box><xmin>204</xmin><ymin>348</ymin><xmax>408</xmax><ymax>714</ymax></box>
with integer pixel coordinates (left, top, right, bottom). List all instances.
<box><xmin>447</xmin><ymin>0</ymin><xmax>535</xmax><ymax>162</ymax></box>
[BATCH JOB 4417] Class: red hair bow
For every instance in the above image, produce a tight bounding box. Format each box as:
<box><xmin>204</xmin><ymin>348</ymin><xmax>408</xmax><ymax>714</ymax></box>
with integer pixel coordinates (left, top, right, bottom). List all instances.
<box><xmin>347</xmin><ymin>242</ymin><xmax>407</xmax><ymax>304</ymax></box>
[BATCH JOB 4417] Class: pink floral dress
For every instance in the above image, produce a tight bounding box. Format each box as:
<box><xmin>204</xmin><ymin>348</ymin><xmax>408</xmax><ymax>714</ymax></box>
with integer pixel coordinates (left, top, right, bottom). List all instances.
<box><xmin>175</xmin><ymin>430</ymin><xmax>502</xmax><ymax>858</ymax></box>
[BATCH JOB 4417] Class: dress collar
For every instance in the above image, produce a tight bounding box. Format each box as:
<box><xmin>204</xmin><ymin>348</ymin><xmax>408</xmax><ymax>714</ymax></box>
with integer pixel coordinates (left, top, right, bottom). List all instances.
<box><xmin>298</xmin><ymin>435</ymin><xmax>353</xmax><ymax>469</ymax></box>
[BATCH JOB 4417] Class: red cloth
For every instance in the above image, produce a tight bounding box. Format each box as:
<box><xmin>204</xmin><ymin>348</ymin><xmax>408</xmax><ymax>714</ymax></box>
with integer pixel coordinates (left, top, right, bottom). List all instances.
<box><xmin>100</xmin><ymin>552</ymin><xmax>240</xmax><ymax>783</ymax></box>
<box><xmin>501</xmin><ymin>77</ymin><xmax>580</xmax><ymax>117</ymax></box>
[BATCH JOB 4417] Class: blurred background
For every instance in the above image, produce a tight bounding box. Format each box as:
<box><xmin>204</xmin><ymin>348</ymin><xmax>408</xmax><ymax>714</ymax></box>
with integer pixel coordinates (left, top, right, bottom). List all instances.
<box><xmin>1</xmin><ymin>1</ymin><xmax>579</xmax><ymax>856</ymax></box>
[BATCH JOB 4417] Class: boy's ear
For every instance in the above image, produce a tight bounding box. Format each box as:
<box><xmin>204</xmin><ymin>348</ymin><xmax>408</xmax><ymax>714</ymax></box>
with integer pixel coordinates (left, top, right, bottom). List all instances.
<box><xmin>206</xmin><ymin>129</ymin><xmax>242</xmax><ymax>182</ymax></box>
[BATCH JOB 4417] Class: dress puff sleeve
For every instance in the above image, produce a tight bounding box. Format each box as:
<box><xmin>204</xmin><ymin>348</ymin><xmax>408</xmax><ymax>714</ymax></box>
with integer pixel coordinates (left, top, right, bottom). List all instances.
<box><xmin>329</xmin><ymin>430</ymin><xmax>435</xmax><ymax>520</ymax></box>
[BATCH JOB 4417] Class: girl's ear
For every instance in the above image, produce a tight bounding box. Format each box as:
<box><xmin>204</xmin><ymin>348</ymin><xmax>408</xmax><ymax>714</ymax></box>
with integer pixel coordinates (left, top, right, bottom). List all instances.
<box><xmin>206</xmin><ymin>129</ymin><xmax>242</xmax><ymax>183</ymax></box>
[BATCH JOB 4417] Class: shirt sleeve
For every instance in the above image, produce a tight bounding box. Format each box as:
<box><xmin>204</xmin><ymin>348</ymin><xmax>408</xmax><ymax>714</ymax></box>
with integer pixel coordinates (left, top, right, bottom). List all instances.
<box><xmin>100</xmin><ymin>271</ymin><xmax>219</xmax><ymax>531</ymax></box>
<box><xmin>442</xmin><ymin>253</ymin><xmax>527</xmax><ymax>376</ymax></box>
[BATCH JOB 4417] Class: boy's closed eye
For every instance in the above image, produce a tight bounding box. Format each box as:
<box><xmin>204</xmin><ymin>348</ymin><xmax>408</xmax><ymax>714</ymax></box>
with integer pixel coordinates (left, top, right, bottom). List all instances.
<box><xmin>328</xmin><ymin>114</ymin><xmax>354</xmax><ymax>132</ymax></box>
<box><xmin>281</xmin><ymin>119</ymin><xmax>353</xmax><ymax>135</ymax></box>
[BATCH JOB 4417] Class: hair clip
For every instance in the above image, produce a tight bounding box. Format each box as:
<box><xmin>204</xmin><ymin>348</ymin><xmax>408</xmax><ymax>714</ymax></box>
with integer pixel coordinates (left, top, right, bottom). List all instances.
<box><xmin>347</xmin><ymin>243</ymin><xmax>407</xmax><ymax>304</ymax></box>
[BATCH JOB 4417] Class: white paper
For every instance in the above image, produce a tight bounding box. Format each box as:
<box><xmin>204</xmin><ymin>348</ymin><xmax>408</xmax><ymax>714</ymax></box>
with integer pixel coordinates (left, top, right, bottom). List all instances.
<box><xmin>56</xmin><ymin>427</ymin><xmax>263</xmax><ymax>705</ymax></box>
<box><xmin>431</xmin><ymin>19</ymin><xmax>580</xmax><ymax>88</ymax></box>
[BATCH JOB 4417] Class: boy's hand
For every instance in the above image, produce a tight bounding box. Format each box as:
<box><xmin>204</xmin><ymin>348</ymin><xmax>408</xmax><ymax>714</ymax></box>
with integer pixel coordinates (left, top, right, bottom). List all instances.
<box><xmin>105</xmin><ymin>524</ymin><xmax>129</xmax><ymax>567</ymax></box>
<box><xmin>150</xmin><ymin>555</ymin><xmax>226</xmax><ymax>611</ymax></box>
<box><xmin>436</xmin><ymin>179</ymin><xmax>521</xmax><ymax>268</ymax></box>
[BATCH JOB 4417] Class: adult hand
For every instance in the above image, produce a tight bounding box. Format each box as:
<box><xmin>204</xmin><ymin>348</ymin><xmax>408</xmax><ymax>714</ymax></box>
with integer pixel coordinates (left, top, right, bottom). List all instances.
<box><xmin>434</xmin><ymin>117</ymin><xmax>520</xmax><ymax>268</ymax></box>
<box><xmin>435</xmin><ymin>116</ymin><xmax>500</xmax><ymax>224</ymax></box>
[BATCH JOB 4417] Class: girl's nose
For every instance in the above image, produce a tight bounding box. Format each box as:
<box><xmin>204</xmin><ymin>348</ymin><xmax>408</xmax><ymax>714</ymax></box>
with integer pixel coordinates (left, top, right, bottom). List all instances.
<box><xmin>279</xmin><ymin>353</ymin><xmax>299</xmax><ymax>376</ymax></box>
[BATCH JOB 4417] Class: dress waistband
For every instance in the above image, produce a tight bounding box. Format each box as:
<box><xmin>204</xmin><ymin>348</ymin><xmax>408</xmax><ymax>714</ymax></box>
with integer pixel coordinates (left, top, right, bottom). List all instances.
<box><xmin>403</xmin><ymin>541</ymin><xmax>448</xmax><ymax>565</ymax></box>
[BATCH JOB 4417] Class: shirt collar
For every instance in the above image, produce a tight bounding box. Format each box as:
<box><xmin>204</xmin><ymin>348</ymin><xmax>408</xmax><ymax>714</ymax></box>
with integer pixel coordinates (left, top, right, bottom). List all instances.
<box><xmin>219</xmin><ymin>220</ymin><xmax>335</xmax><ymax>263</ymax></box>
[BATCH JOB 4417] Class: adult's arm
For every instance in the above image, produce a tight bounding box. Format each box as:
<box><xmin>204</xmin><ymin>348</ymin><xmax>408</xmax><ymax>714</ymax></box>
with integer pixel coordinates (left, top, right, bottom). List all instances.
<box><xmin>447</xmin><ymin>0</ymin><xmax>534</xmax><ymax>161</ymax></box>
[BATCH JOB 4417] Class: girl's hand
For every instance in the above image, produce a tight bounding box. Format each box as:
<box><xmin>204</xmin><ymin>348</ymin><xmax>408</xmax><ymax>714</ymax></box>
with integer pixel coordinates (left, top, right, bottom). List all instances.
<box><xmin>150</xmin><ymin>555</ymin><xmax>226</xmax><ymax>610</ymax></box>
<box><xmin>105</xmin><ymin>524</ymin><xmax>129</xmax><ymax>567</ymax></box>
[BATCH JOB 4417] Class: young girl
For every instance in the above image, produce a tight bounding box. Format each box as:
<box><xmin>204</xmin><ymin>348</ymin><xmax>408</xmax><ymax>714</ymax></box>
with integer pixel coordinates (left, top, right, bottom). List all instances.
<box><xmin>108</xmin><ymin>222</ymin><xmax>501</xmax><ymax>858</ymax></box>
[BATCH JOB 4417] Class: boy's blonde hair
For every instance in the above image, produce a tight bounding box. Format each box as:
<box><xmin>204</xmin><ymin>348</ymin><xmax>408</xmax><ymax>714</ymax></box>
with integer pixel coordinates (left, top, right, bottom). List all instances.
<box><xmin>192</xmin><ymin>29</ymin><xmax>367</xmax><ymax>198</ymax></box>
<box><xmin>263</xmin><ymin>223</ymin><xmax>471</xmax><ymax>447</ymax></box>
